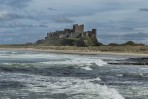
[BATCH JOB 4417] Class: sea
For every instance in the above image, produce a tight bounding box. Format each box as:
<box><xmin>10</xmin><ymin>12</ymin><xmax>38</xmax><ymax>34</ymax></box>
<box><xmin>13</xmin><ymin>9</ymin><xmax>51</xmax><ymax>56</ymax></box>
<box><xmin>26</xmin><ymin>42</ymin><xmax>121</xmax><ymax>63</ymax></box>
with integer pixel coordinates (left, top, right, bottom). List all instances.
<box><xmin>0</xmin><ymin>50</ymin><xmax>148</xmax><ymax>99</ymax></box>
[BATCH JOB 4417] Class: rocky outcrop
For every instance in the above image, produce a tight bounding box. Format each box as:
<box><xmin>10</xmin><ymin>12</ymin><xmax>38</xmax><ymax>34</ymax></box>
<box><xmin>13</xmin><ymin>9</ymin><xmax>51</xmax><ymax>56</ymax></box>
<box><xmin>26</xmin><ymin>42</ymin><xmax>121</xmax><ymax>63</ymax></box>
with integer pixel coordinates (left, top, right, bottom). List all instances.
<box><xmin>108</xmin><ymin>57</ymin><xmax>148</xmax><ymax>65</ymax></box>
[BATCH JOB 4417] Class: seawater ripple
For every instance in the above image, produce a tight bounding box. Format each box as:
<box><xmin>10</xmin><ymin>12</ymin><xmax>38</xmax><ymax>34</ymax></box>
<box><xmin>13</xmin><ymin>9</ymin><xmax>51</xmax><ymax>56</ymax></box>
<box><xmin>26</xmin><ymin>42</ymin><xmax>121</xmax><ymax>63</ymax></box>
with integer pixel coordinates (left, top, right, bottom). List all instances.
<box><xmin>0</xmin><ymin>50</ymin><xmax>148</xmax><ymax>99</ymax></box>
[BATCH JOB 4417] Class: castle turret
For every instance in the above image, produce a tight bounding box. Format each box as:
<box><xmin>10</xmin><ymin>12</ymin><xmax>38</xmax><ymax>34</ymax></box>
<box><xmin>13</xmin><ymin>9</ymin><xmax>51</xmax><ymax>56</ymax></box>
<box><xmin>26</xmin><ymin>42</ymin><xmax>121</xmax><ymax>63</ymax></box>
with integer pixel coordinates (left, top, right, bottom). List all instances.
<box><xmin>92</xmin><ymin>29</ymin><xmax>97</xmax><ymax>38</ymax></box>
<box><xmin>90</xmin><ymin>29</ymin><xmax>97</xmax><ymax>43</ymax></box>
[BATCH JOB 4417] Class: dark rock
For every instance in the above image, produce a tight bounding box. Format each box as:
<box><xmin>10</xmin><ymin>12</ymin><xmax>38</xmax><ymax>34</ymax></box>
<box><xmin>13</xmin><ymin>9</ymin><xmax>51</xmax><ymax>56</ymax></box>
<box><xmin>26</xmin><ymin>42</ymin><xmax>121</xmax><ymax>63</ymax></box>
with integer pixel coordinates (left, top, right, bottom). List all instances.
<box><xmin>108</xmin><ymin>57</ymin><xmax>148</xmax><ymax>65</ymax></box>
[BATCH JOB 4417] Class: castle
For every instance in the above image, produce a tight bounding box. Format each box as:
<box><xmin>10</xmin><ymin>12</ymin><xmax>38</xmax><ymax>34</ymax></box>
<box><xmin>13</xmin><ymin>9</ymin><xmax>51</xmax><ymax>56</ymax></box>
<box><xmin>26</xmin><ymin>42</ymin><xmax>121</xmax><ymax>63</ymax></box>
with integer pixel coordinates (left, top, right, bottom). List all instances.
<box><xmin>45</xmin><ymin>24</ymin><xmax>97</xmax><ymax>40</ymax></box>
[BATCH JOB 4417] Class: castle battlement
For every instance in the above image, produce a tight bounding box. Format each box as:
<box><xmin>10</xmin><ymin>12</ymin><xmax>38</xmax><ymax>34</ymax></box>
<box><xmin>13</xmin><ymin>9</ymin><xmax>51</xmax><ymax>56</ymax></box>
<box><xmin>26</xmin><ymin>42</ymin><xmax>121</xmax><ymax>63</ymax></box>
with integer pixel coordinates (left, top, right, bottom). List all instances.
<box><xmin>45</xmin><ymin>24</ymin><xmax>97</xmax><ymax>40</ymax></box>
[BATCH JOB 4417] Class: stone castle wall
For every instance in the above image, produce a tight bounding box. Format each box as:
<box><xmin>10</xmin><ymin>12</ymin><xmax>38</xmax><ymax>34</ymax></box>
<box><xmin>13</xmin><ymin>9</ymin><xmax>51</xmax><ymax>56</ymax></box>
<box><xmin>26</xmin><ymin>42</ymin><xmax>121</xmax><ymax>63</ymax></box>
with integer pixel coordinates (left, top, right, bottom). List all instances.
<box><xmin>46</xmin><ymin>24</ymin><xmax>97</xmax><ymax>40</ymax></box>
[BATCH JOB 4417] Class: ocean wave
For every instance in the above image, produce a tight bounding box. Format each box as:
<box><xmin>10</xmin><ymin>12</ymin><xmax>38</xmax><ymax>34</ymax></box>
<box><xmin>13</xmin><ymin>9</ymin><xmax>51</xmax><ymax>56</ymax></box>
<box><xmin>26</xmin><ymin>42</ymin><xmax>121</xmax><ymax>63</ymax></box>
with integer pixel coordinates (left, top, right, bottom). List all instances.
<box><xmin>39</xmin><ymin>55</ymin><xmax>108</xmax><ymax>71</ymax></box>
<box><xmin>0</xmin><ymin>51</ymin><xmax>108</xmax><ymax>68</ymax></box>
<box><xmin>3</xmin><ymin>72</ymin><xmax>123</xmax><ymax>99</ymax></box>
<box><xmin>0</xmin><ymin>51</ymin><xmax>108</xmax><ymax>73</ymax></box>
<box><xmin>0</xmin><ymin>51</ymin><xmax>17</xmax><ymax>54</ymax></box>
<box><xmin>28</xmin><ymin>76</ymin><xmax>124</xmax><ymax>99</ymax></box>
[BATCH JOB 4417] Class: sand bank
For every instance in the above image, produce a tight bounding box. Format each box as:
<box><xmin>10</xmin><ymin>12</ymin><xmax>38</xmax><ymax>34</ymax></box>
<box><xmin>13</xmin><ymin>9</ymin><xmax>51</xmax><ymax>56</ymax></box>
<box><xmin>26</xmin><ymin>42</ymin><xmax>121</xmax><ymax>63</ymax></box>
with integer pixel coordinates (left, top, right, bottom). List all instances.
<box><xmin>0</xmin><ymin>47</ymin><xmax>148</xmax><ymax>57</ymax></box>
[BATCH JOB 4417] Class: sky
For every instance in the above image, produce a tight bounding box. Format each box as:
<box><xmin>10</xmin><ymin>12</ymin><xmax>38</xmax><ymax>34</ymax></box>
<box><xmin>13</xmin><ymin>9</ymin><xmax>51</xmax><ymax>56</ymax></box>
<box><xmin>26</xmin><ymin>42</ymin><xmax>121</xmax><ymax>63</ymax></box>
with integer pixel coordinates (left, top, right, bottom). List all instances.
<box><xmin>0</xmin><ymin>0</ymin><xmax>148</xmax><ymax>44</ymax></box>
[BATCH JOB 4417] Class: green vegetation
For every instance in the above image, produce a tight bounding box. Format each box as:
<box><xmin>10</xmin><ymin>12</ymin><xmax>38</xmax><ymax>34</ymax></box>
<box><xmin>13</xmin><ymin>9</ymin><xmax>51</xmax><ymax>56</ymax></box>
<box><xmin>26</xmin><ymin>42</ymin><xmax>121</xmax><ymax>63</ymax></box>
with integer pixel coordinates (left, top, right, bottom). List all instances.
<box><xmin>35</xmin><ymin>38</ymin><xmax>64</xmax><ymax>46</ymax></box>
<box><xmin>0</xmin><ymin>39</ymin><xmax>147</xmax><ymax>54</ymax></box>
<box><xmin>123</xmin><ymin>41</ymin><xmax>136</xmax><ymax>46</ymax></box>
<box><xmin>108</xmin><ymin>43</ymin><xmax>119</xmax><ymax>46</ymax></box>
<box><xmin>35</xmin><ymin>36</ymin><xmax>100</xmax><ymax>47</ymax></box>
<box><xmin>61</xmin><ymin>38</ymin><xmax>79</xmax><ymax>46</ymax></box>
<box><xmin>108</xmin><ymin>41</ymin><xmax>145</xmax><ymax>46</ymax></box>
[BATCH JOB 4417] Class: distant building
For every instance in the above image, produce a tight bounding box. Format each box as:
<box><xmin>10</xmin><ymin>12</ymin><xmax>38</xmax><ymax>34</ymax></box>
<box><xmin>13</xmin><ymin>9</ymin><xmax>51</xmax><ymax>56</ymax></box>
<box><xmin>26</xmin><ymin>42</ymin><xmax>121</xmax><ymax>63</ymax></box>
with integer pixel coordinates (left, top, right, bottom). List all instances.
<box><xmin>45</xmin><ymin>24</ymin><xmax>97</xmax><ymax>40</ymax></box>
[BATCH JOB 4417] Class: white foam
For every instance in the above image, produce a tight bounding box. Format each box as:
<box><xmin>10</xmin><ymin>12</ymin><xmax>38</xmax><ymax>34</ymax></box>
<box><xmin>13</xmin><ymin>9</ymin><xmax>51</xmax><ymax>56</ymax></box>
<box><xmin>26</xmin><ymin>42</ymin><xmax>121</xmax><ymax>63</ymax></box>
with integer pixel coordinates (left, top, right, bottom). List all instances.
<box><xmin>0</xmin><ymin>51</ymin><xmax>108</xmax><ymax>70</ymax></box>
<box><xmin>0</xmin><ymin>72</ymin><xmax>123</xmax><ymax>99</ymax></box>
<box><xmin>80</xmin><ymin>66</ymin><xmax>92</xmax><ymax>70</ymax></box>
<box><xmin>39</xmin><ymin>54</ymin><xmax>108</xmax><ymax>70</ymax></box>
<box><xmin>24</xmin><ymin>75</ymin><xmax>124</xmax><ymax>99</ymax></box>
<box><xmin>0</xmin><ymin>51</ymin><xmax>106</xmax><ymax>62</ymax></box>
<box><xmin>0</xmin><ymin>51</ymin><xmax>107</xmax><ymax>70</ymax></box>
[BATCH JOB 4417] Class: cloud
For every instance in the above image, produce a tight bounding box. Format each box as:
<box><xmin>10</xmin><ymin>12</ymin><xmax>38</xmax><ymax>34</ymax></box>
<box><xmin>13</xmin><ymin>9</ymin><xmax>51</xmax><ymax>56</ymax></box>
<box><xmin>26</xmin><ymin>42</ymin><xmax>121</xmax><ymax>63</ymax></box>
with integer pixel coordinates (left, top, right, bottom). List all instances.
<box><xmin>139</xmin><ymin>8</ymin><xmax>148</xmax><ymax>12</ymax></box>
<box><xmin>38</xmin><ymin>24</ymin><xmax>48</xmax><ymax>27</ymax></box>
<box><xmin>0</xmin><ymin>11</ymin><xmax>21</xmax><ymax>20</ymax></box>
<box><xmin>120</xmin><ymin>27</ymin><xmax>135</xmax><ymax>31</ymax></box>
<box><xmin>48</xmin><ymin>8</ymin><xmax>56</xmax><ymax>11</ymax></box>
<box><xmin>0</xmin><ymin>33</ymin><xmax>18</xmax><ymax>36</ymax></box>
<box><xmin>99</xmin><ymin>32</ymin><xmax>148</xmax><ymax>44</ymax></box>
<box><xmin>0</xmin><ymin>0</ymin><xmax>148</xmax><ymax>44</ymax></box>
<box><xmin>99</xmin><ymin>34</ymin><xmax>119</xmax><ymax>39</ymax></box>
<box><xmin>51</xmin><ymin>16</ymin><xmax>74</xmax><ymax>23</ymax></box>
<box><xmin>122</xmin><ymin>32</ymin><xmax>148</xmax><ymax>40</ymax></box>
<box><xmin>0</xmin><ymin>23</ymin><xmax>48</xmax><ymax>29</ymax></box>
<box><xmin>0</xmin><ymin>0</ymin><xmax>31</xmax><ymax>9</ymax></box>
<box><xmin>0</xmin><ymin>11</ymin><xmax>35</xmax><ymax>21</ymax></box>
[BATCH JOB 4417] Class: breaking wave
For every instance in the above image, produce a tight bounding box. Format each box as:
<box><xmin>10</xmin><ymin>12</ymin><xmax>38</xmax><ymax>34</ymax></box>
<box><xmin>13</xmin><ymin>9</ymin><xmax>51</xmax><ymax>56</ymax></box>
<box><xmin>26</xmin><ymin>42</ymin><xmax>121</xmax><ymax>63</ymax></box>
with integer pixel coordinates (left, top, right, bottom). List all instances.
<box><xmin>0</xmin><ymin>50</ymin><xmax>108</xmax><ymax>71</ymax></box>
<box><xmin>0</xmin><ymin>50</ymin><xmax>126</xmax><ymax>99</ymax></box>
<box><xmin>0</xmin><ymin>72</ymin><xmax>124</xmax><ymax>99</ymax></box>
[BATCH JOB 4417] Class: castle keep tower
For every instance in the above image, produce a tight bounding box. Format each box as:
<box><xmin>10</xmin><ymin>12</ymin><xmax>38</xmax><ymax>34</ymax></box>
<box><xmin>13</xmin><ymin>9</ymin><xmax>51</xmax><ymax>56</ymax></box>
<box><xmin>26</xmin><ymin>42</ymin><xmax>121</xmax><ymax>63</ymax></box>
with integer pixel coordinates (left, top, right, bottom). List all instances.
<box><xmin>73</xmin><ymin>24</ymin><xmax>84</xmax><ymax>33</ymax></box>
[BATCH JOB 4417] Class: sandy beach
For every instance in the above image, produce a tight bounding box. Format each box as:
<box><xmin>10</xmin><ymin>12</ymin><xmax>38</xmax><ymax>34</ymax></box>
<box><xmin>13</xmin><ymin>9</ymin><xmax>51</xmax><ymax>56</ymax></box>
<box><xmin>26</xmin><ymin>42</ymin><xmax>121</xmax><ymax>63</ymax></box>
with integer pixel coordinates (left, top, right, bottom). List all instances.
<box><xmin>0</xmin><ymin>47</ymin><xmax>148</xmax><ymax>57</ymax></box>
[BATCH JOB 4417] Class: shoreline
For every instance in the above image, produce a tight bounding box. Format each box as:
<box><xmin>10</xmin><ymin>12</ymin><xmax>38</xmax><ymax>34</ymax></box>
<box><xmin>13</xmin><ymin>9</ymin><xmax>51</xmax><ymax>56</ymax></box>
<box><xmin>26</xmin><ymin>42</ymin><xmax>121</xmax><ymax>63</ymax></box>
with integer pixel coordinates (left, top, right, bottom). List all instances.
<box><xmin>0</xmin><ymin>47</ymin><xmax>148</xmax><ymax>57</ymax></box>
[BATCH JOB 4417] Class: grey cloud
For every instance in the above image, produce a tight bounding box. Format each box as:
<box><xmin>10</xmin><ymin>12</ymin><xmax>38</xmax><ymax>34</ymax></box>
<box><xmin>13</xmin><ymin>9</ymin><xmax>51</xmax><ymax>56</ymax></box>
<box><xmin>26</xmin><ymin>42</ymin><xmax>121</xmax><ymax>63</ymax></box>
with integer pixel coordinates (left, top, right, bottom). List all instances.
<box><xmin>99</xmin><ymin>32</ymin><xmax>148</xmax><ymax>41</ymax></box>
<box><xmin>120</xmin><ymin>27</ymin><xmax>134</xmax><ymax>32</ymax></box>
<box><xmin>122</xmin><ymin>32</ymin><xmax>148</xmax><ymax>40</ymax></box>
<box><xmin>48</xmin><ymin>8</ymin><xmax>56</xmax><ymax>11</ymax></box>
<box><xmin>0</xmin><ymin>27</ymin><xmax>49</xmax><ymax>44</ymax></box>
<box><xmin>0</xmin><ymin>33</ymin><xmax>19</xmax><ymax>36</ymax></box>
<box><xmin>92</xmin><ymin>19</ymin><xmax>148</xmax><ymax>32</ymax></box>
<box><xmin>98</xmin><ymin>34</ymin><xmax>121</xmax><ymax>44</ymax></box>
<box><xmin>99</xmin><ymin>34</ymin><xmax>119</xmax><ymax>38</ymax></box>
<box><xmin>0</xmin><ymin>36</ymin><xmax>28</xmax><ymax>44</ymax></box>
<box><xmin>51</xmin><ymin>16</ymin><xmax>74</xmax><ymax>23</ymax></box>
<box><xmin>0</xmin><ymin>0</ymin><xmax>31</xmax><ymax>9</ymax></box>
<box><xmin>0</xmin><ymin>23</ymin><xmax>48</xmax><ymax>28</ymax></box>
<box><xmin>38</xmin><ymin>24</ymin><xmax>48</xmax><ymax>27</ymax></box>
<box><xmin>0</xmin><ymin>11</ymin><xmax>35</xmax><ymax>21</ymax></box>
<box><xmin>0</xmin><ymin>12</ymin><xmax>23</xmax><ymax>21</ymax></box>
<box><xmin>61</xmin><ymin>11</ymin><xmax>95</xmax><ymax>18</ymax></box>
<box><xmin>139</xmin><ymin>8</ymin><xmax>148</xmax><ymax>12</ymax></box>
<box><xmin>98</xmin><ymin>32</ymin><xmax>148</xmax><ymax>44</ymax></box>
